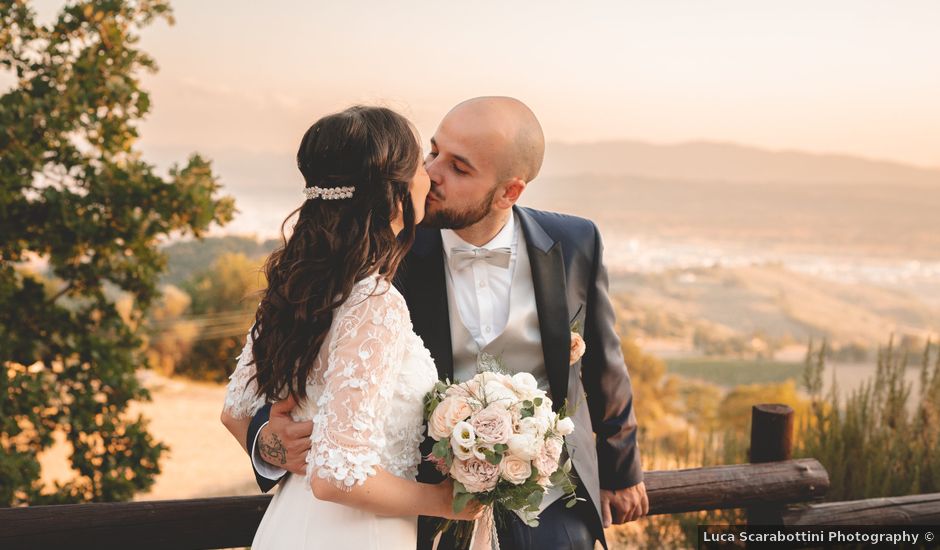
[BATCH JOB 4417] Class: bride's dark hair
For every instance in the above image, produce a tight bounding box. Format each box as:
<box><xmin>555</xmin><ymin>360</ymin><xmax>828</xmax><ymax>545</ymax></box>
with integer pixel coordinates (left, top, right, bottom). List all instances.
<box><xmin>249</xmin><ymin>106</ymin><xmax>420</xmax><ymax>403</ymax></box>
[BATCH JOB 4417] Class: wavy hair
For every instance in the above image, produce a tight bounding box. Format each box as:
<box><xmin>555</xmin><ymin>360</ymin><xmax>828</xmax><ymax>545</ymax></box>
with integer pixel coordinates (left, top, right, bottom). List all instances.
<box><xmin>249</xmin><ymin>106</ymin><xmax>420</xmax><ymax>403</ymax></box>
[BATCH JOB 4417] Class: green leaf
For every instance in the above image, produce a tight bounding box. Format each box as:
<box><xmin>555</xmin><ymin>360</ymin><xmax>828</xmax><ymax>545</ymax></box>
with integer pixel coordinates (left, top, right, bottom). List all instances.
<box><xmin>453</xmin><ymin>491</ymin><xmax>474</xmax><ymax>514</ymax></box>
<box><xmin>526</xmin><ymin>490</ymin><xmax>543</xmax><ymax>510</ymax></box>
<box><xmin>432</xmin><ymin>438</ymin><xmax>451</xmax><ymax>458</ymax></box>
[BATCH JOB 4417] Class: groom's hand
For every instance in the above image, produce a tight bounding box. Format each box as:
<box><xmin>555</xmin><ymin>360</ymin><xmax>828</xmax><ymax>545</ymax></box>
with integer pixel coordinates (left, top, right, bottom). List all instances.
<box><xmin>600</xmin><ymin>481</ymin><xmax>649</xmax><ymax>527</ymax></box>
<box><xmin>258</xmin><ymin>396</ymin><xmax>312</xmax><ymax>476</ymax></box>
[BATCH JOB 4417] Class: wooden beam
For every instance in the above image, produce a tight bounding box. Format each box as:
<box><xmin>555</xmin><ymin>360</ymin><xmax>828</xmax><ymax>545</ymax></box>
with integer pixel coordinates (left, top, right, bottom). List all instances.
<box><xmin>783</xmin><ymin>492</ymin><xmax>940</xmax><ymax>526</ymax></box>
<box><xmin>747</xmin><ymin>403</ymin><xmax>795</xmax><ymax>525</ymax></box>
<box><xmin>0</xmin><ymin>495</ymin><xmax>272</xmax><ymax>550</ymax></box>
<box><xmin>644</xmin><ymin>458</ymin><xmax>828</xmax><ymax>515</ymax></box>
<box><xmin>0</xmin><ymin>460</ymin><xmax>830</xmax><ymax>549</ymax></box>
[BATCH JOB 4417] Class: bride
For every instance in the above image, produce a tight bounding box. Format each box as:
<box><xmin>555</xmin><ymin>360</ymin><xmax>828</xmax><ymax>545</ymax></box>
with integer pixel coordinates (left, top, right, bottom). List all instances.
<box><xmin>220</xmin><ymin>106</ymin><xmax>482</xmax><ymax>549</ymax></box>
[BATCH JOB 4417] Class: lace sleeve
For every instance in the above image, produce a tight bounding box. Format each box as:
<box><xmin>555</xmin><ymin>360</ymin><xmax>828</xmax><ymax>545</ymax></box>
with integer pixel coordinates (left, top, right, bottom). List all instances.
<box><xmin>222</xmin><ymin>324</ymin><xmax>267</xmax><ymax>419</ymax></box>
<box><xmin>306</xmin><ymin>285</ymin><xmax>410</xmax><ymax>491</ymax></box>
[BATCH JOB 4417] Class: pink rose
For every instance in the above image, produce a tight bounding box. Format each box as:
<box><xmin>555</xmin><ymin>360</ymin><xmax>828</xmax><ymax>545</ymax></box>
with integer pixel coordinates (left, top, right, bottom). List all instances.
<box><xmin>499</xmin><ymin>453</ymin><xmax>532</xmax><ymax>485</ymax></box>
<box><xmin>570</xmin><ymin>332</ymin><xmax>586</xmax><ymax>365</ymax></box>
<box><xmin>451</xmin><ymin>457</ymin><xmax>500</xmax><ymax>493</ymax></box>
<box><xmin>470</xmin><ymin>405</ymin><xmax>513</xmax><ymax>446</ymax></box>
<box><xmin>534</xmin><ymin>436</ymin><xmax>563</xmax><ymax>477</ymax></box>
<box><xmin>429</xmin><ymin>396</ymin><xmax>474</xmax><ymax>440</ymax></box>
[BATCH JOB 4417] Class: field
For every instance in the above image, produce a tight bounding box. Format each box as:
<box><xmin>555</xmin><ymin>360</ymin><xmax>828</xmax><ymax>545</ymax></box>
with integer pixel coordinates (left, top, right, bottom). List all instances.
<box><xmin>664</xmin><ymin>358</ymin><xmax>804</xmax><ymax>387</ymax></box>
<box><xmin>40</xmin><ymin>372</ymin><xmax>257</xmax><ymax>501</ymax></box>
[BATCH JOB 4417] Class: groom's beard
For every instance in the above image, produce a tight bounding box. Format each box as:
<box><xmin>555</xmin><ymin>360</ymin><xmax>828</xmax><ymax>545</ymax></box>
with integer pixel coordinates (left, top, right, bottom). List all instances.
<box><xmin>421</xmin><ymin>184</ymin><xmax>499</xmax><ymax>230</ymax></box>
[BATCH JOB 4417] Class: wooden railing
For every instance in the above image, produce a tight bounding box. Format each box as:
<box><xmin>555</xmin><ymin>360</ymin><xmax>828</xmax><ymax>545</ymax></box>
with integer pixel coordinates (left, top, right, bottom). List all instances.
<box><xmin>0</xmin><ymin>404</ymin><xmax>936</xmax><ymax>549</ymax></box>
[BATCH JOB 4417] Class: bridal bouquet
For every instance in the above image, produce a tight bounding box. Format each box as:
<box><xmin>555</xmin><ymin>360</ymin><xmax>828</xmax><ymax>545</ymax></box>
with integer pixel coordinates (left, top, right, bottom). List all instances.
<box><xmin>423</xmin><ymin>369</ymin><xmax>578</xmax><ymax>548</ymax></box>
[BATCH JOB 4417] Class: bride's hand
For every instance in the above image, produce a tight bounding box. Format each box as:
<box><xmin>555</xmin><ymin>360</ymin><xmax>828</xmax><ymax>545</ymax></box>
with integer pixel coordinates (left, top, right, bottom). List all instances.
<box><xmin>436</xmin><ymin>479</ymin><xmax>486</xmax><ymax>521</ymax></box>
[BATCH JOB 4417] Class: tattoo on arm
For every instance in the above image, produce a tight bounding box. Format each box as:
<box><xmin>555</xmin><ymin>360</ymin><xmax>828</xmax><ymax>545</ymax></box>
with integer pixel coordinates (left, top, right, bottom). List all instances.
<box><xmin>260</xmin><ymin>433</ymin><xmax>288</xmax><ymax>465</ymax></box>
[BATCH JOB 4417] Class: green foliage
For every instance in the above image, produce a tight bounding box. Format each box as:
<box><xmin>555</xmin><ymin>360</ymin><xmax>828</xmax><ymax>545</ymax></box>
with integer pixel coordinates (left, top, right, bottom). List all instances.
<box><xmin>141</xmin><ymin>251</ymin><xmax>265</xmax><ymax>380</ymax></box>
<box><xmin>796</xmin><ymin>336</ymin><xmax>940</xmax><ymax>501</ymax></box>
<box><xmin>170</xmin><ymin>252</ymin><xmax>262</xmax><ymax>381</ymax></box>
<box><xmin>159</xmin><ymin>235</ymin><xmax>278</xmax><ymax>286</ymax></box>
<box><xmin>0</xmin><ymin>1</ymin><xmax>233</xmax><ymax>505</ymax></box>
<box><xmin>622</xmin><ymin>338</ymin><xmax>682</xmax><ymax>425</ymax></box>
<box><xmin>717</xmin><ymin>380</ymin><xmax>809</xmax><ymax>437</ymax></box>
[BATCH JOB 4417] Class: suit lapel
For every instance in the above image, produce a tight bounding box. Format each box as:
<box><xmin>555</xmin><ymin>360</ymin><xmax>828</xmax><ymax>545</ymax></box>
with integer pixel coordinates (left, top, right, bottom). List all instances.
<box><xmin>404</xmin><ymin>229</ymin><xmax>454</xmax><ymax>382</ymax></box>
<box><xmin>515</xmin><ymin>207</ymin><xmax>570</xmax><ymax>411</ymax></box>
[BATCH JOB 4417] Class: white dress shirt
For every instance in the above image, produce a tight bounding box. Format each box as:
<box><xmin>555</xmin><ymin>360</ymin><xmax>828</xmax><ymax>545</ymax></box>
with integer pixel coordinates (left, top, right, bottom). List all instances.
<box><xmin>440</xmin><ymin>213</ymin><xmax>519</xmax><ymax>350</ymax></box>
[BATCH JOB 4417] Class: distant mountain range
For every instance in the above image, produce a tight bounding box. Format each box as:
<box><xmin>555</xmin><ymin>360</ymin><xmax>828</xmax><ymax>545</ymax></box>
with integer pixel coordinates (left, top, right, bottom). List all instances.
<box><xmin>541</xmin><ymin>140</ymin><xmax>939</xmax><ymax>186</ymax></box>
<box><xmin>521</xmin><ymin>141</ymin><xmax>940</xmax><ymax>260</ymax></box>
<box><xmin>147</xmin><ymin>140</ymin><xmax>940</xmax><ymax>258</ymax></box>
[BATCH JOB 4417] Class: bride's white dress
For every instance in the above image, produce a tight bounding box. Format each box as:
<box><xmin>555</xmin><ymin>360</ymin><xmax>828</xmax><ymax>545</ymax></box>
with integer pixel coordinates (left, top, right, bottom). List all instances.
<box><xmin>223</xmin><ymin>274</ymin><xmax>439</xmax><ymax>549</ymax></box>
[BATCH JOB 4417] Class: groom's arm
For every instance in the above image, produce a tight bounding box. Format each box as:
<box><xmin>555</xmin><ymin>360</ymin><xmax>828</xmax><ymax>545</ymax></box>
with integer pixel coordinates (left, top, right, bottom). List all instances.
<box><xmin>580</xmin><ymin>223</ymin><xmax>644</xmax><ymax>490</ymax></box>
<box><xmin>247</xmin><ymin>404</ymin><xmax>285</xmax><ymax>493</ymax></box>
<box><xmin>246</xmin><ymin>397</ymin><xmax>314</xmax><ymax>492</ymax></box>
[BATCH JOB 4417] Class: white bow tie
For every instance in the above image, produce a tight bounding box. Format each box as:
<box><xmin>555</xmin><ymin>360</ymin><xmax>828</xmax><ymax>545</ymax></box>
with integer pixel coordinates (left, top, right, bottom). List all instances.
<box><xmin>450</xmin><ymin>246</ymin><xmax>512</xmax><ymax>271</ymax></box>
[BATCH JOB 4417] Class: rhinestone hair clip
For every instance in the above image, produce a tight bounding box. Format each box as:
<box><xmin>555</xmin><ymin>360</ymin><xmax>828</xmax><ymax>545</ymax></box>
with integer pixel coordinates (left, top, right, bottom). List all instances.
<box><xmin>303</xmin><ymin>185</ymin><xmax>355</xmax><ymax>200</ymax></box>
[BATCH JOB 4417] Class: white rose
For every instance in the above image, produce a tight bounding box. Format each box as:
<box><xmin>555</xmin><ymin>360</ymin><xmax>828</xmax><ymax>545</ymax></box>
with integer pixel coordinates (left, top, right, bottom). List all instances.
<box><xmin>482</xmin><ymin>380</ymin><xmax>517</xmax><ymax>408</ymax></box>
<box><xmin>510</xmin><ymin>372</ymin><xmax>540</xmax><ymax>399</ymax></box>
<box><xmin>519</xmin><ymin>416</ymin><xmax>550</xmax><ymax>438</ymax></box>
<box><xmin>507</xmin><ymin>432</ymin><xmax>543</xmax><ymax>461</ymax></box>
<box><xmin>499</xmin><ymin>453</ymin><xmax>533</xmax><ymax>485</ymax></box>
<box><xmin>555</xmin><ymin>417</ymin><xmax>575</xmax><ymax>436</ymax></box>
<box><xmin>472</xmin><ymin>371</ymin><xmax>500</xmax><ymax>386</ymax></box>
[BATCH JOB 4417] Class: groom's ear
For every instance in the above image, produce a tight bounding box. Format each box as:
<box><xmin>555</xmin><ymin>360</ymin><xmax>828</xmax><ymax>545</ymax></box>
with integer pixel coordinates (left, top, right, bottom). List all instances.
<box><xmin>495</xmin><ymin>177</ymin><xmax>527</xmax><ymax>208</ymax></box>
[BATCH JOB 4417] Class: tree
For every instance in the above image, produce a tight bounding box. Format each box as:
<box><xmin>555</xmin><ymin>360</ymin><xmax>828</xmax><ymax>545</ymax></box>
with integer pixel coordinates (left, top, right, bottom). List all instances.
<box><xmin>172</xmin><ymin>252</ymin><xmax>265</xmax><ymax>382</ymax></box>
<box><xmin>0</xmin><ymin>1</ymin><xmax>234</xmax><ymax>505</ymax></box>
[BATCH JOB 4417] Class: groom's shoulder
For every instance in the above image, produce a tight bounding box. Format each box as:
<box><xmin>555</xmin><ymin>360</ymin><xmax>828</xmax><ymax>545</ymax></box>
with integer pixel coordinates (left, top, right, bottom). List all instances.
<box><xmin>518</xmin><ymin>206</ymin><xmax>598</xmax><ymax>241</ymax></box>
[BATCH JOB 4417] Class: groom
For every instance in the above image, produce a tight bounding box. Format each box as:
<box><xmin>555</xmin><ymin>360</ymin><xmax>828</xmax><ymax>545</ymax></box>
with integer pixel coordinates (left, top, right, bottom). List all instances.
<box><xmin>246</xmin><ymin>97</ymin><xmax>648</xmax><ymax>549</ymax></box>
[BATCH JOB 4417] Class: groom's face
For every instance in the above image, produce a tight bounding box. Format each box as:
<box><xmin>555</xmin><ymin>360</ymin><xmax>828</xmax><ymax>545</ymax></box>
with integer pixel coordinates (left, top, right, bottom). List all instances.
<box><xmin>421</xmin><ymin>110</ymin><xmax>507</xmax><ymax>230</ymax></box>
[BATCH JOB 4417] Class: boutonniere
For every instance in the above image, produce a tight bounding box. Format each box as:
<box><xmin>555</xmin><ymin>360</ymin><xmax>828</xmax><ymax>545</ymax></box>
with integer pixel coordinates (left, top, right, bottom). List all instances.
<box><xmin>569</xmin><ymin>307</ymin><xmax>586</xmax><ymax>366</ymax></box>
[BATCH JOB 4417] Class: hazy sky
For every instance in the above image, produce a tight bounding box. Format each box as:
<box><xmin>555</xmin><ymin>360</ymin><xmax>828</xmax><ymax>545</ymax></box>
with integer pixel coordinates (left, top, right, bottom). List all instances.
<box><xmin>14</xmin><ymin>1</ymin><xmax>940</xmax><ymax>237</ymax></box>
<box><xmin>26</xmin><ymin>0</ymin><xmax>939</xmax><ymax>168</ymax></box>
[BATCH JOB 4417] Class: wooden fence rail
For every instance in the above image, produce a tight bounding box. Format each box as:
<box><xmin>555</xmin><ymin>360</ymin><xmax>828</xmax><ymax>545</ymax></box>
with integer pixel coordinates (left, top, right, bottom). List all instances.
<box><xmin>2</xmin><ymin>402</ymin><xmax>936</xmax><ymax>550</ymax></box>
<box><xmin>0</xmin><ymin>459</ymin><xmax>829</xmax><ymax>550</ymax></box>
<box><xmin>782</xmin><ymin>492</ymin><xmax>940</xmax><ymax>526</ymax></box>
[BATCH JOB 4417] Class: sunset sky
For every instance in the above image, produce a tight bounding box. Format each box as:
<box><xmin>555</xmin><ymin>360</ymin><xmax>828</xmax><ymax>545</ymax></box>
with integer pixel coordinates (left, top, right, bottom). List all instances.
<box><xmin>26</xmin><ymin>0</ymin><xmax>940</xmax><ymax>165</ymax></box>
<box><xmin>16</xmin><ymin>1</ymin><xmax>940</xmax><ymax>235</ymax></box>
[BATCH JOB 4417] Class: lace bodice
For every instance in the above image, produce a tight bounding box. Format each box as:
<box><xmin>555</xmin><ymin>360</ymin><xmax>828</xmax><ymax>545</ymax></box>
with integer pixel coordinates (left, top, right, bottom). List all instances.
<box><xmin>223</xmin><ymin>274</ymin><xmax>438</xmax><ymax>491</ymax></box>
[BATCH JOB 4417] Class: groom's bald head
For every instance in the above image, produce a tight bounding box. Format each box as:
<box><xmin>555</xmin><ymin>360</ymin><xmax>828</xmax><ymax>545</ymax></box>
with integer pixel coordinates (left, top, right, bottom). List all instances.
<box><xmin>444</xmin><ymin>96</ymin><xmax>545</xmax><ymax>184</ymax></box>
<box><xmin>423</xmin><ymin>97</ymin><xmax>544</xmax><ymax>231</ymax></box>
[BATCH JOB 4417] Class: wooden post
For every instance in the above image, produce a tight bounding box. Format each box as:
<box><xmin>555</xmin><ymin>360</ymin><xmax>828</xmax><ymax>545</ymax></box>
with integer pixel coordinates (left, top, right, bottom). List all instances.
<box><xmin>747</xmin><ymin>403</ymin><xmax>794</xmax><ymax>526</ymax></box>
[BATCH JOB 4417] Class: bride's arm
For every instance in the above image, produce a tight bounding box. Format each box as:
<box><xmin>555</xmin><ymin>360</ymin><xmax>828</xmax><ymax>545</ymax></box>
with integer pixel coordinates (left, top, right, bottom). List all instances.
<box><xmin>312</xmin><ymin>469</ymin><xmax>475</xmax><ymax>519</ymax></box>
<box><xmin>306</xmin><ymin>289</ymin><xmax>480</xmax><ymax>521</ymax></box>
<box><xmin>220</xmin><ymin>411</ymin><xmax>251</xmax><ymax>453</ymax></box>
<box><xmin>220</xmin><ymin>324</ymin><xmax>266</xmax><ymax>454</ymax></box>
